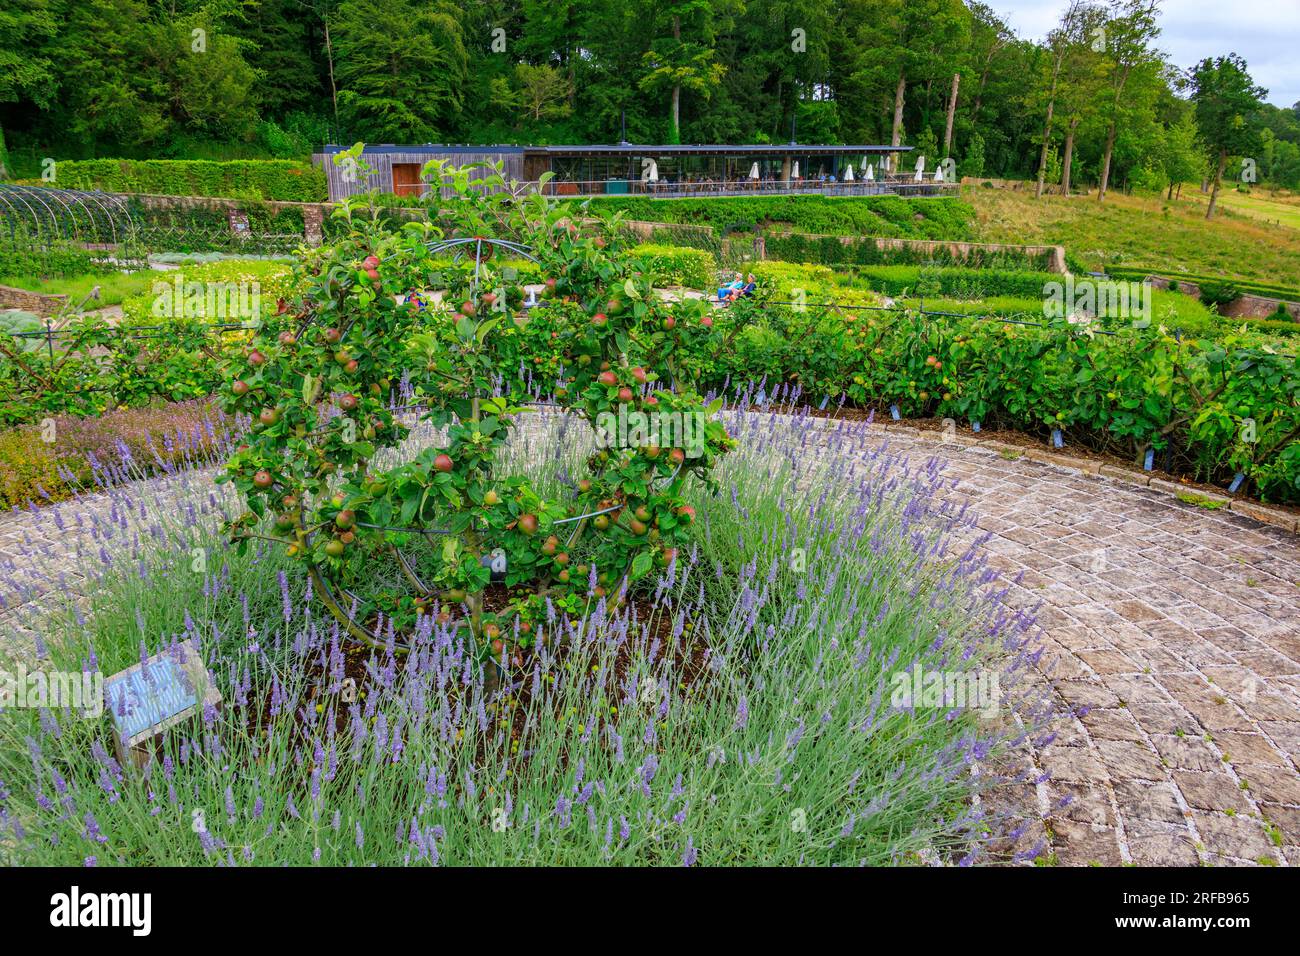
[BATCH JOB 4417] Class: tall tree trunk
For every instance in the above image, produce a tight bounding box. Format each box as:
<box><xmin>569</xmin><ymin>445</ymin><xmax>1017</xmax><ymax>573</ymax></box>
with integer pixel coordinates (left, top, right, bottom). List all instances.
<box><xmin>1097</xmin><ymin>121</ymin><xmax>1117</xmax><ymax>201</ymax></box>
<box><xmin>890</xmin><ymin>72</ymin><xmax>906</xmax><ymax>173</ymax></box>
<box><xmin>324</xmin><ymin>16</ymin><xmax>340</xmax><ymax>129</ymax></box>
<box><xmin>1035</xmin><ymin>95</ymin><xmax>1057</xmax><ymax>199</ymax></box>
<box><xmin>1206</xmin><ymin>148</ymin><xmax>1227</xmax><ymax>220</ymax></box>
<box><xmin>943</xmin><ymin>73</ymin><xmax>960</xmax><ymax>157</ymax></box>
<box><xmin>1167</xmin><ymin>182</ymin><xmax>1174</xmax><ymax>200</ymax></box>
<box><xmin>1061</xmin><ymin>117</ymin><xmax>1078</xmax><ymax>194</ymax></box>
<box><xmin>669</xmin><ymin>16</ymin><xmax>682</xmax><ymax>144</ymax></box>
<box><xmin>970</xmin><ymin>51</ymin><xmax>996</xmax><ymax>128</ymax></box>
<box><xmin>1035</xmin><ymin>48</ymin><xmax>1065</xmax><ymax>200</ymax></box>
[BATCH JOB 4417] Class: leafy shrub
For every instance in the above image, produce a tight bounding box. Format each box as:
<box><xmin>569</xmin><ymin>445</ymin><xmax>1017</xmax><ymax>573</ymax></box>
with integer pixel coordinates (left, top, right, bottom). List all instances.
<box><xmin>0</xmin><ymin>309</ymin><xmax>244</xmax><ymax>426</ymax></box>
<box><xmin>1106</xmin><ymin>268</ymin><xmax>1300</xmax><ymax>305</ymax></box>
<box><xmin>120</xmin><ymin>260</ymin><xmax>297</xmax><ymax>325</ymax></box>
<box><xmin>763</xmin><ymin>232</ymin><xmax>1055</xmax><ymax>270</ymax></box>
<box><xmin>749</xmin><ymin>261</ymin><xmax>837</xmax><ymax>296</ymax></box>
<box><xmin>0</xmin><ymin>229</ymin><xmax>108</xmax><ymax>280</ymax></box>
<box><xmin>629</xmin><ymin>243</ymin><xmax>716</xmax><ymax>287</ymax></box>
<box><xmin>0</xmin><ymin>399</ymin><xmax>232</xmax><ymax>507</ymax></box>
<box><xmin>582</xmin><ymin>195</ymin><xmax>975</xmax><ymax>240</ymax></box>
<box><xmin>0</xmin><ymin>310</ymin><xmax>45</xmax><ymax>353</ymax></box>
<box><xmin>842</xmin><ymin>265</ymin><xmax>1059</xmax><ymax>300</ymax></box>
<box><xmin>1197</xmin><ymin>280</ymin><xmax>1242</xmax><ymax>308</ymax></box>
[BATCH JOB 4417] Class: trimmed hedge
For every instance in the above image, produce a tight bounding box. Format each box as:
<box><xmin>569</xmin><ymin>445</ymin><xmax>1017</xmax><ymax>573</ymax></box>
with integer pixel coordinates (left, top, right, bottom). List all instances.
<box><xmin>581</xmin><ymin>195</ymin><xmax>974</xmax><ymax>240</ymax></box>
<box><xmin>629</xmin><ymin>243</ymin><xmax>716</xmax><ymax>288</ymax></box>
<box><xmin>41</xmin><ymin>159</ymin><xmax>327</xmax><ymax>203</ymax></box>
<box><xmin>837</xmin><ymin>264</ymin><xmax>1059</xmax><ymax>301</ymax></box>
<box><xmin>763</xmin><ymin>232</ymin><xmax>1057</xmax><ymax>271</ymax></box>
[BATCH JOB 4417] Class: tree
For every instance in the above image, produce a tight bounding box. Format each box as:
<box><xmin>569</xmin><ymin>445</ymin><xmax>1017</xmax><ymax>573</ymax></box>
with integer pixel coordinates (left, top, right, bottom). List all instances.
<box><xmin>1055</xmin><ymin>3</ymin><xmax>1108</xmax><ymax>194</ymax></box>
<box><xmin>963</xmin><ymin>2</ymin><xmax>1013</xmax><ymax>135</ymax></box>
<box><xmin>332</xmin><ymin>0</ymin><xmax>468</xmax><ymax>141</ymax></box>
<box><xmin>1159</xmin><ymin>113</ymin><xmax>1202</xmax><ymax>198</ymax></box>
<box><xmin>1190</xmin><ymin>53</ymin><xmax>1267</xmax><ymax>219</ymax></box>
<box><xmin>1032</xmin><ymin>0</ymin><xmax>1086</xmax><ymax>199</ymax></box>
<box><xmin>1095</xmin><ymin>0</ymin><xmax>1161</xmax><ymax>202</ymax></box>
<box><xmin>52</xmin><ymin>0</ymin><xmax>169</xmax><ymax>150</ymax></box>
<box><xmin>848</xmin><ymin>0</ymin><xmax>967</xmax><ymax>171</ymax></box>
<box><xmin>515</xmin><ymin>64</ymin><xmax>574</xmax><ymax>123</ymax></box>
<box><xmin>638</xmin><ymin>0</ymin><xmax>732</xmax><ymax>143</ymax></box>
<box><xmin>147</xmin><ymin>19</ymin><xmax>261</xmax><ymax>144</ymax></box>
<box><xmin>0</xmin><ymin>0</ymin><xmax>59</xmax><ymax>176</ymax></box>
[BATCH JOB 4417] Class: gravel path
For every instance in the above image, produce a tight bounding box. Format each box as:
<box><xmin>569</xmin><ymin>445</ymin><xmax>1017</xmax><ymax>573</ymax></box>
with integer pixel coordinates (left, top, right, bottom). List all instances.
<box><xmin>2</xmin><ymin>413</ymin><xmax>1297</xmax><ymax>866</ymax></box>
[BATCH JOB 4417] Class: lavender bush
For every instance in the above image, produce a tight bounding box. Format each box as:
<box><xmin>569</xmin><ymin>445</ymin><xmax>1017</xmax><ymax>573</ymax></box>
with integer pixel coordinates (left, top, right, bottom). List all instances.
<box><xmin>0</xmin><ymin>395</ymin><xmax>1058</xmax><ymax>865</ymax></box>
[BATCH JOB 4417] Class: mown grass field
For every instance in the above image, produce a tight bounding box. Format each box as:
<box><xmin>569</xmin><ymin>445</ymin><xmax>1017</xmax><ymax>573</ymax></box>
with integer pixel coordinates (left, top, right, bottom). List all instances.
<box><xmin>967</xmin><ymin>185</ymin><xmax>1300</xmax><ymax>285</ymax></box>
<box><xmin>1179</xmin><ymin>187</ymin><xmax>1300</xmax><ymax>231</ymax></box>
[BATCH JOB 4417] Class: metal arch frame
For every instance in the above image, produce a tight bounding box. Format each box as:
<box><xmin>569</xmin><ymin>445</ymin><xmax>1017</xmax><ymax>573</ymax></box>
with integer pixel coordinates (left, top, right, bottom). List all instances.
<box><xmin>0</xmin><ymin>183</ymin><xmax>138</xmax><ymax>251</ymax></box>
<box><xmin>421</xmin><ymin>235</ymin><xmax>541</xmax><ymax>297</ymax></box>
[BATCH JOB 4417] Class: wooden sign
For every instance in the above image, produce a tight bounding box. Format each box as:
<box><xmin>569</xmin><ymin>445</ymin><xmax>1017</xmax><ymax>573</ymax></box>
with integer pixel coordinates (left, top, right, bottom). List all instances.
<box><xmin>104</xmin><ymin>639</ymin><xmax>221</xmax><ymax>769</ymax></box>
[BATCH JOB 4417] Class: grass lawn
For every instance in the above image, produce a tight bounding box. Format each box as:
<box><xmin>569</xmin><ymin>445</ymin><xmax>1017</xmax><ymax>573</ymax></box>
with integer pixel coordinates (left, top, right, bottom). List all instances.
<box><xmin>0</xmin><ymin>270</ymin><xmax>158</xmax><ymax>308</ymax></box>
<box><xmin>966</xmin><ymin>185</ymin><xmax>1300</xmax><ymax>285</ymax></box>
<box><xmin>1179</xmin><ymin>186</ymin><xmax>1300</xmax><ymax>231</ymax></box>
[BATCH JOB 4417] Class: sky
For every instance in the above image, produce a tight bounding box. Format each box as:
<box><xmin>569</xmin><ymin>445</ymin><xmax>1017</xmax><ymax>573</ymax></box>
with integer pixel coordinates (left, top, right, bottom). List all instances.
<box><xmin>992</xmin><ymin>0</ymin><xmax>1299</xmax><ymax>108</ymax></box>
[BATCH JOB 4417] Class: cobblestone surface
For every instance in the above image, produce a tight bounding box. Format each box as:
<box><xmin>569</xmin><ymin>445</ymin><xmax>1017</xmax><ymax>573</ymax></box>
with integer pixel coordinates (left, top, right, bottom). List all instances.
<box><xmin>1</xmin><ymin>413</ymin><xmax>1296</xmax><ymax>866</ymax></box>
<box><xmin>846</xmin><ymin>423</ymin><xmax>1300</xmax><ymax>867</ymax></box>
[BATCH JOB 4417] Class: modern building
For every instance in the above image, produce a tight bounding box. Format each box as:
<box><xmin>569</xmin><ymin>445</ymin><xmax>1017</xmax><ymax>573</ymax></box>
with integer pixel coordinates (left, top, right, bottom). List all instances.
<box><xmin>312</xmin><ymin>143</ymin><xmax>954</xmax><ymax>203</ymax></box>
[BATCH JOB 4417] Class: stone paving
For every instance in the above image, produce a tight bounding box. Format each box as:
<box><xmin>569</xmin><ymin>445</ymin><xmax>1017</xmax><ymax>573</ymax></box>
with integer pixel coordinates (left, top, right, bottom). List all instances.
<box><xmin>1</xmin><ymin>413</ymin><xmax>1297</xmax><ymax>866</ymax></box>
<box><xmin>834</xmin><ymin>421</ymin><xmax>1300</xmax><ymax>867</ymax></box>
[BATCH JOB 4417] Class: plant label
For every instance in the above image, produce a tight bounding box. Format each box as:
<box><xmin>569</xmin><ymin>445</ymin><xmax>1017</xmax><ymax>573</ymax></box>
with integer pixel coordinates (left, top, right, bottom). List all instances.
<box><xmin>104</xmin><ymin>639</ymin><xmax>221</xmax><ymax>769</ymax></box>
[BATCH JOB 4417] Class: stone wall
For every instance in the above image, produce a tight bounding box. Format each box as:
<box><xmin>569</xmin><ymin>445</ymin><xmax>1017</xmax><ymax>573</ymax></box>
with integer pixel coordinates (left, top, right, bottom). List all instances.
<box><xmin>1142</xmin><ymin>275</ymin><xmax>1300</xmax><ymax>321</ymax></box>
<box><xmin>0</xmin><ymin>284</ymin><xmax>67</xmax><ymax>317</ymax></box>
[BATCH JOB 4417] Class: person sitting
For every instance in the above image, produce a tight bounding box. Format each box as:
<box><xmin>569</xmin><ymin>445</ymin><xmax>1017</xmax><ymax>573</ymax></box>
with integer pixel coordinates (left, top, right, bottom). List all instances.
<box><xmin>719</xmin><ymin>274</ymin><xmax>757</xmax><ymax>303</ymax></box>
<box><xmin>717</xmin><ymin>275</ymin><xmax>743</xmax><ymax>301</ymax></box>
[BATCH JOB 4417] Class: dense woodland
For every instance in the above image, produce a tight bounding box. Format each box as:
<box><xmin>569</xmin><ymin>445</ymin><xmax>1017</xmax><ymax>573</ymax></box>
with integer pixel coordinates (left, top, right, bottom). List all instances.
<box><xmin>1</xmin><ymin>0</ymin><xmax>1298</xmax><ymax>196</ymax></box>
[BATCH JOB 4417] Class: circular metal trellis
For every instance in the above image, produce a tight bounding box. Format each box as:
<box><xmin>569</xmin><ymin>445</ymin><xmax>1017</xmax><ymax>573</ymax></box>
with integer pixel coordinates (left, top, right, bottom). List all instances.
<box><xmin>0</xmin><ymin>183</ymin><xmax>137</xmax><ymax>249</ymax></box>
<box><xmin>301</xmin><ymin>233</ymin><xmax>684</xmax><ymax>648</ymax></box>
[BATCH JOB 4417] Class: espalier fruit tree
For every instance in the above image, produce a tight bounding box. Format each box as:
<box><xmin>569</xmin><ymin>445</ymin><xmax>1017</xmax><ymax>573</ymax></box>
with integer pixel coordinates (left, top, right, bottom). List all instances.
<box><xmin>219</xmin><ymin>151</ymin><xmax>733</xmax><ymax>664</ymax></box>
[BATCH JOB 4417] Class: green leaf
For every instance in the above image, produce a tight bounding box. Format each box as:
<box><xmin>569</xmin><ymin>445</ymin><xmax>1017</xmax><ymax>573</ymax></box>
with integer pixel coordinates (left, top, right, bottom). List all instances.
<box><xmin>630</xmin><ymin>551</ymin><xmax>653</xmax><ymax>580</ymax></box>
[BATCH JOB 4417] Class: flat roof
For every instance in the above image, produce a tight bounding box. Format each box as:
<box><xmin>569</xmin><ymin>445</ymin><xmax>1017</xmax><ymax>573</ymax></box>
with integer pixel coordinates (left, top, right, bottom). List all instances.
<box><xmin>319</xmin><ymin>143</ymin><xmax>910</xmax><ymax>156</ymax></box>
<box><xmin>535</xmin><ymin>144</ymin><xmax>911</xmax><ymax>155</ymax></box>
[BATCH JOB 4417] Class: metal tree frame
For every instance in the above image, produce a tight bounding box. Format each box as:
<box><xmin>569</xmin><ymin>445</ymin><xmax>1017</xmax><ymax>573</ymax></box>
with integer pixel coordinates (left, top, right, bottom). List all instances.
<box><xmin>302</xmin><ymin>233</ymin><xmax>686</xmax><ymax>649</ymax></box>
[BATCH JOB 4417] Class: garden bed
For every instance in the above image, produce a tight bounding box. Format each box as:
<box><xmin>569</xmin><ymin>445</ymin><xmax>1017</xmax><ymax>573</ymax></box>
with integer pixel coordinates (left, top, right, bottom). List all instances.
<box><xmin>0</xmin><ymin>406</ymin><xmax>1054</xmax><ymax>866</ymax></box>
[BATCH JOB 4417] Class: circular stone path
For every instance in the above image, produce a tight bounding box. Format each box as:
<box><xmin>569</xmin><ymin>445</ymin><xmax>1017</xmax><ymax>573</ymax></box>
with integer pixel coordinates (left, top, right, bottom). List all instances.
<box><xmin>1</xmin><ymin>412</ymin><xmax>1297</xmax><ymax>866</ymax></box>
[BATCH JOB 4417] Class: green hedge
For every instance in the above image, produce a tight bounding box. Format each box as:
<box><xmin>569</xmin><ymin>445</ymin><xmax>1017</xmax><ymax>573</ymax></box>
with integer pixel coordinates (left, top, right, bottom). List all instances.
<box><xmin>42</xmin><ymin>159</ymin><xmax>327</xmax><ymax>203</ymax></box>
<box><xmin>629</xmin><ymin>243</ymin><xmax>716</xmax><ymax>288</ymax></box>
<box><xmin>837</xmin><ymin>264</ymin><xmax>1060</xmax><ymax>300</ymax></box>
<box><xmin>0</xmin><ymin>228</ymin><xmax>111</xmax><ymax>280</ymax></box>
<box><xmin>581</xmin><ymin>195</ymin><xmax>974</xmax><ymax>240</ymax></box>
<box><xmin>764</xmin><ymin>232</ymin><xmax>1056</xmax><ymax>271</ymax></box>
